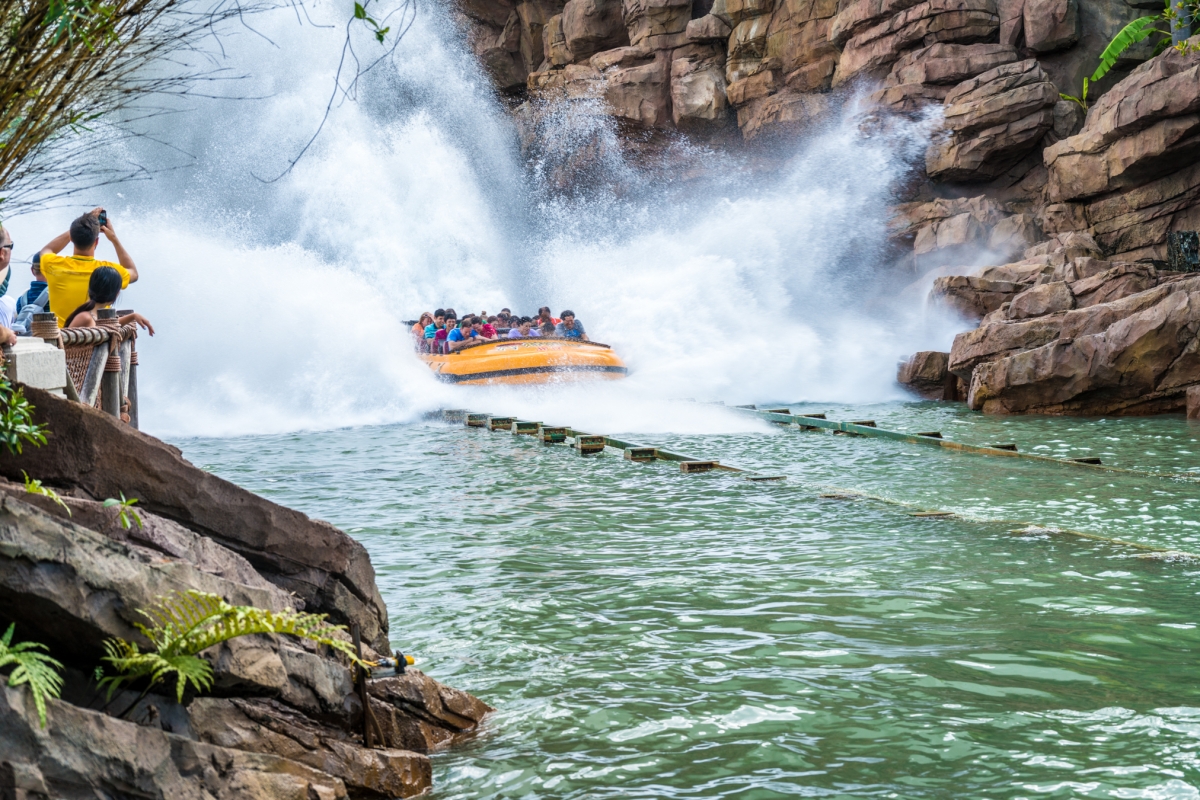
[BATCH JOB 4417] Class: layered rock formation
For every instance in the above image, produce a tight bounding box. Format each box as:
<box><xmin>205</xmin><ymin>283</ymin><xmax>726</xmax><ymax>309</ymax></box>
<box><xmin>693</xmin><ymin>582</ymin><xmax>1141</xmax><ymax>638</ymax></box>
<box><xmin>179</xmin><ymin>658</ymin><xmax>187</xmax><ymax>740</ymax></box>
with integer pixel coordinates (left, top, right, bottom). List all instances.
<box><xmin>454</xmin><ymin>0</ymin><xmax>1199</xmax><ymax>415</ymax></box>
<box><xmin>0</xmin><ymin>388</ymin><xmax>490</xmax><ymax>797</ymax></box>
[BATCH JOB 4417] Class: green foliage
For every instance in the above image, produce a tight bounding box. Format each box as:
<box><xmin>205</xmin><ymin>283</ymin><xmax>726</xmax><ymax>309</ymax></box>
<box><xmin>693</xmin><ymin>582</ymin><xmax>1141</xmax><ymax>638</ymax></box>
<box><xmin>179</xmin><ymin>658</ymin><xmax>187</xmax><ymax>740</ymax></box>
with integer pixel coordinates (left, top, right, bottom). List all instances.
<box><xmin>102</xmin><ymin>492</ymin><xmax>140</xmax><ymax>530</ymax></box>
<box><xmin>1060</xmin><ymin>77</ymin><xmax>1090</xmax><ymax>111</ymax></box>
<box><xmin>0</xmin><ymin>623</ymin><xmax>63</xmax><ymax>728</ymax></box>
<box><xmin>1091</xmin><ymin>16</ymin><xmax>1164</xmax><ymax>83</ymax></box>
<box><xmin>23</xmin><ymin>470</ymin><xmax>70</xmax><ymax>516</ymax></box>
<box><xmin>99</xmin><ymin>591</ymin><xmax>363</xmax><ymax>702</ymax></box>
<box><xmin>354</xmin><ymin>1</ymin><xmax>390</xmax><ymax>43</ymax></box>
<box><xmin>0</xmin><ymin>381</ymin><xmax>47</xmax><ymax>455</ymax></box>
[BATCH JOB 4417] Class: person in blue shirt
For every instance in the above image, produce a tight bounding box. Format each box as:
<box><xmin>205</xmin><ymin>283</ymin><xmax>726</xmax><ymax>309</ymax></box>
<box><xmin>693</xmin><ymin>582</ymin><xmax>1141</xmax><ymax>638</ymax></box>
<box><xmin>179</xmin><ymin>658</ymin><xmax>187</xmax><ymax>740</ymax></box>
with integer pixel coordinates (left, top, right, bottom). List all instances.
<box><xmin>17</xmin><ymin>255</ymin><xmax>47</xmax><ymax>313</ymax></box>
<box><xmin>555</xmin><ymin>310</ymin><xmax>589</xmax><ymax>341</ymax></box>
<box><xmin>447</xmin><ymin>316</ymin><xmax>479</xmax><ymax>352</ymax></box>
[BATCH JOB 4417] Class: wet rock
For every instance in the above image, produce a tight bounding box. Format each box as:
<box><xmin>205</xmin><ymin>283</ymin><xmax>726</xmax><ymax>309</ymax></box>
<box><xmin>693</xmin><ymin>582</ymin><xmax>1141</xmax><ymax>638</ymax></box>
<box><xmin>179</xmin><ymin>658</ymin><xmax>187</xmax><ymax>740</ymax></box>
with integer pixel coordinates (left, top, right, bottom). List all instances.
<box><xmin>897</xmin><ymin>351</ymin><xmax>953</xmax><ymax>398</ymax></box>
<box><xmin>1068</xmin><ymin>262</ymin><xmax>1163</xmax><ymax>308</ymax></box>
<box><xmin>367</xmin><ymin>671</ymin><xmax>494</xmax><ymax>753</ymax></box>
<box><xmin>727</xmin><ymin>15</ymin><xmax>773</xmax><ymax>82</ymax></box>
<box><xmin>925</xmin><ymin>59</ymin><xmax>1058</xmax><ymax>182</ymax></box>
<box><xmin>686</xmin><ymin>12</ymin><xmax>733</xmax><ymax>40</ymax></box>
<box><xmin>623</xmin><ymin>0</ymin><xmax>694</xmax><ymax>47</ymax></box>
<box><xmin>967</xmin><ymin>277</ymin><xmax>1200</xmax><ymax>414</ymax></box>
<box><xmin>1189</xmin><ymin>385</ymin><xmax>1200</xmax><ymax>419</ymax></box>
<box><xmin>0</xmin><ymin>387</ymin><xmax>390</xmax><ymax>651</ymax></box>
<box><xmin>604</xmin><ymin>53</ymin><xmax>672</xmax><ymax>125</ymax></box>
<box><xmin>189</xmin><ymin>697</ymin><xmax>432</xmax><ymax>799</ymax></box>
<box><xmin>737</xmin><ymin>88</ymin><xmax>829</xmax><ymax>139</ymax></box>
<box><xmin>726</xmin><ymin>0</ymin><xmax>775</xmax><ymax>26</ymax></box>
<box><xmin>832</xmin><ymin>0</ymin><xmax>1000</xmax><ymax>87</ymax></box>
<box><xmin>766</xmin><ymin>0</ymin><xmax>840</xmax><ymax>87</ymax></box>
<box><xmin>1006</xmin><ymin>280</ymin><xmax>1074</xmax><ymax>319</ymax></box>
<box><xmin>1021</xmin><ymin>0</ymin><xmax>1077</xmax><ymax>52</ymax></box>
<box><xmin>887</xmin><ymin>42</ymin><xmax>1017</xmax><ymax>87</ymax></box>
<box><xmin>726</xmin><ymin>68</ymin><xmax>777</xmax><ymax>105</ymax></box>
<box><xmin>516</xmin><ymin>0</ymin><xmax>569</xmax><ymax>74</ymax></box>
<box><xmin>931</xmin><ymin>275</ymin><xmax>1022</xmax><ymax>320</ymax></box>
<box><xmin>0</xmin><ymin>681</ymin><xmax>349</xmax><ymax>800</ymax></box>
<box><xmin>987</xmin><ymin>212</ymin><xmax>1042</xmax><ymax>260</ymax></box>
<box><xmin>544</xmin><ymin>13</ymin><xmax>573</xmax><ymax>65</ymax></box>
<box><xmin>672</xmin><ymin>53</ymin><xmax>730</xmax><ymax>125</ymax></box>
<box><xmin>563</xmin><ymin>0</ymin><xmax>629</xmax><ymax>59</ymax></box>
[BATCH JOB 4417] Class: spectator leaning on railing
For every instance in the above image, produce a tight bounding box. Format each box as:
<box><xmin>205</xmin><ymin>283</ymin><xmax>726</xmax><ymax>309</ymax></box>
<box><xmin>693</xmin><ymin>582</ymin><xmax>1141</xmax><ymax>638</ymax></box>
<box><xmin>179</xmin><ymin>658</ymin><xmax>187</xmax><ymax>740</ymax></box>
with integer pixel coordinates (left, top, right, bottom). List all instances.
<box><xmin>38</xmin><ymin>207</ymin><xmax>138</xmax><ymax>326</ymax></box>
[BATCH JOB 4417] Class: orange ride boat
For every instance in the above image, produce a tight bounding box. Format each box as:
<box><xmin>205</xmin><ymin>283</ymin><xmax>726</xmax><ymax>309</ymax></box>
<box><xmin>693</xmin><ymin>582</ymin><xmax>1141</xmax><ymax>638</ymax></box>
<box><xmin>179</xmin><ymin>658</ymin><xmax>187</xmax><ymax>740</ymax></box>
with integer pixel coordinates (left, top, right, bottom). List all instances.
<box><xmin>421</xmin><ymin>338</ymin><xmax>628</xmax><ymax>385</ymax></box>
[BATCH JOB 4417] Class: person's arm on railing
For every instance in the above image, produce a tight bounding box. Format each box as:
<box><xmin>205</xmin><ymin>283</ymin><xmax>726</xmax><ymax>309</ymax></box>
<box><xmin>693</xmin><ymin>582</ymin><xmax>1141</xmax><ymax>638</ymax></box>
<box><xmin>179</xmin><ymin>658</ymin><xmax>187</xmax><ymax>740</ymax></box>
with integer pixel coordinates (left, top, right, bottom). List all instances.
<box><xmin>118</xmin><ymin>312</ymin><xmax>154</xmax><ymax>335</ymax></box>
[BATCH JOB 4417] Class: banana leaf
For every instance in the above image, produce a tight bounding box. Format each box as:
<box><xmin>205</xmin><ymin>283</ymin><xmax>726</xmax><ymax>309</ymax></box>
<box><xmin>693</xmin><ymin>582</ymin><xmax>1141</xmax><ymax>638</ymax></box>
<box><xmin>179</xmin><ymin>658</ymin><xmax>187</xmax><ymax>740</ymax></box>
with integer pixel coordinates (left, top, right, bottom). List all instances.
<box><xmin>1090</xmin><ymin>15</ymin><xmax>1165</xmax><ymax>82</ymax></box>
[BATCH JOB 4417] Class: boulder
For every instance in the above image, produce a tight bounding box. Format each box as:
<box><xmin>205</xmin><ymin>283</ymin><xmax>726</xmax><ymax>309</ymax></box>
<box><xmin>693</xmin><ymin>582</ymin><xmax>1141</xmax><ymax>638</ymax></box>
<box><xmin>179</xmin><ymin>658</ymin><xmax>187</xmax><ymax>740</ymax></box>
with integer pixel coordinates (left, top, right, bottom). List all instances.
<box><xmin>737</xmin><ymin>89</ymin><xmax>829</xmax><ymax>139</ymax></box>
<box><xmin>0</xmin><ymin>682</ymin><xmax>349</xmax><ymax>800</ymax></box>
<box><xmin>0</xmin><ymin>492</ymin><xmax>296</xmax><ymax>693</ymax></box>
<box><xmin>604</xmin><ymin>54</ymin><xmax>672</xmax><ymax>125</ymax></box>
<box><xmin>1189</xmin><ymin>384</ymin><xmax>1200</xmax><ymax>419</ymax></box>
<box><xmin>926</xmin><ymin>59</ymin><xmax>1058</xmax><ymax>182</ymax></box>
<box><xmin>1006</xmin><ymin>280</ymin><xmax>1074</xmax><ymax>319</ymax></box>
<box><xmin>563</xmin><ymin>0</ymin><xmax>629</xmax><ymax>59</ymax></box>
<box><xmin>0</xmin><ymin>387</ymin><xmax>389</xmax><ymax>651</ymax></box>
<box><xmin>622</xmin><ymin>0</ymin><xmax>693</xmax><ymax>46</ymax></box>
<box><xmin>726</xmin><ymin>68</ymin><xmax>777</xmax><ymax>105</ymax></box>
<box><xmin>671</xmin><ymin>56</ymin><xmax>730</xmax><ymax>125</ymax></box>
<box><xmin>785</xmin><ymin>54</ymin><xmax>839</xmax><ymax>90</ymax></box>
<box><xmin>832</xmin><ymin>0</ymin><xmax>1000</xmax><ymax>87</ymax></box>
<box><xmin>367</xmin><ymin>671</ymin><xmax>494</xmax><ymax>752</ymax></box>
<box><xmin>725</xmin><ymin>0</ymin><xmax>774</xmax><ymax>25</ymax></box>
<box><xmin>1045</xmin><ymin>46</ymin><xmax>1200</xmax><ymax>204</ymax></box>
<box><xmin>189</xmin><ymin>697</ymin><xmax>432</xmax><ymax>798</ymax></box>
<box><xmin>544</xmin><ymin>13</ymin><xmax>573</xmax><ymax>65</ymax></box>
<box><xmin>931</xmin><ymin>275</ymin><xmax>1022</xmax><ymax>320</ymax></box>
<box><xmin>1021</xmin><ymin>0</ymin><xmax>1077</xmax><ymax>52</ymax></box>
<box><xmin>727</xmin><ymin>15</ymin><xmax>772</xmax><ymax>82</ymax></box>
<box><xmin>897</xmin><ymin>351</ymin><xmax>954</xmax><ymax>398</ymax></box>
<box><xmin>885</xmin><ymin>42</ymin><xmax>1017</xmax><ymax>87</ymax></box>
<box><xmin>1068</xmin><ymin>262</ymin><xmax>1163</xmax><ymax>308</ymax></box>
<box><xmin>686</xmin><ymin>12</ymin><xmax>733</xmax><ymax>40</ymax></box>
<box><xmin>967</xmin><ymin>278</ymin><xmax>1200</xmax><ymax>414</ymax></box>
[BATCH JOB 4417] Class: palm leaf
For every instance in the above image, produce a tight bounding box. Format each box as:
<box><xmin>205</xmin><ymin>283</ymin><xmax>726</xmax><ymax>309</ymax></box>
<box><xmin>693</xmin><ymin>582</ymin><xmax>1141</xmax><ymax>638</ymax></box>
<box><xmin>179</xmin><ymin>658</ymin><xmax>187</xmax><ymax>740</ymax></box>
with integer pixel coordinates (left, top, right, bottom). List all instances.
<box><xmin>1091</xmin><ymin>16</ymin><xmax>1165</xmax><ymax>82</ymax></box>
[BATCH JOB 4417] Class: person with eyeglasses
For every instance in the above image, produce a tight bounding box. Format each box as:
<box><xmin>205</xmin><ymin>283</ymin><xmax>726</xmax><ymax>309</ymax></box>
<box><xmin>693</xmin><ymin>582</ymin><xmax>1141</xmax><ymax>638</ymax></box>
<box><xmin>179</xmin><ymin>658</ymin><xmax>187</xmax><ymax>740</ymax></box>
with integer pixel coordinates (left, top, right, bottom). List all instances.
<box><xmin>0</xmin><ymin>226</ymin><xmax>20</xmax><ymax>344</ymax></box>
<box><xmin>38</xmin><ymin>207</ymin><xmax>139</xmax><ymax>326</ymax></box>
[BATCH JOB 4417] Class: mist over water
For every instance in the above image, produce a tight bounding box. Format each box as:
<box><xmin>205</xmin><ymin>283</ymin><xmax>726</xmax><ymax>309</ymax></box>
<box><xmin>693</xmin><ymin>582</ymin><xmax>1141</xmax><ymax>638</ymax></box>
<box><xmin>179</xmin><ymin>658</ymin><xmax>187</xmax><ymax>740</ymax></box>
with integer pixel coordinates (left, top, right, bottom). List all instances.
<box><xmin>9</xmin><ymin>3</ymin><xmax>964</xmax><ymax>437</ymax></box>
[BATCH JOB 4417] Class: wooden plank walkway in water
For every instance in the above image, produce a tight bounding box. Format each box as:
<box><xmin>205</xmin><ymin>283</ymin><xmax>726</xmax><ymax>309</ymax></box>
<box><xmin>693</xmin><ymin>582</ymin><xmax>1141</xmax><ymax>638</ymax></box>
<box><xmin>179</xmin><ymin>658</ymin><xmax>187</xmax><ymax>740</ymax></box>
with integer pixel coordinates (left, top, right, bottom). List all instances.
<box><xmin>729</xmin><ymin>405</ymin><xmax>1200</xmax><ymax>483</ymax></box>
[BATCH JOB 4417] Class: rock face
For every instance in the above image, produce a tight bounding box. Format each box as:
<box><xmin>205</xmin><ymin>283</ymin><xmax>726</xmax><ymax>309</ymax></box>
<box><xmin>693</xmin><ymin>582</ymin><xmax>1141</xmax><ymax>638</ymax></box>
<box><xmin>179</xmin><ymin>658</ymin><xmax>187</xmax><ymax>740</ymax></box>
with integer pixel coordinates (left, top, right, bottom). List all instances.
<box><xmin>0</xmin><ymin>394</ymin><xmax>492</xmax><ymax>796</ymax></box>
<box><xmin>0</xmin><ymin>387</ymin><xmax>389</xmax><ymax>652</ymax></box>
<box><xmin>452</xmin><ymin>0</ymin><xmax>1200</xmax><ymax>417</ymax></box>
<box><xmin>897</xmin><ymin>350</ymin><xmax>958</xmax><ymax>398</ymax></box>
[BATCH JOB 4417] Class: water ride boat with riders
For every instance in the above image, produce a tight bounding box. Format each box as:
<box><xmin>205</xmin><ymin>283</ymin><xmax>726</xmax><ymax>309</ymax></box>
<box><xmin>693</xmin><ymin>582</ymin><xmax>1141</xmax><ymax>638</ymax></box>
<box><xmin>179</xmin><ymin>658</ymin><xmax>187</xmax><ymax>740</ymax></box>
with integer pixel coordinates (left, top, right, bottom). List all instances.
<box><xmin>412</xmin><ymin>309</ymin><xmax>628</xmax><ymax>388</ymax></box>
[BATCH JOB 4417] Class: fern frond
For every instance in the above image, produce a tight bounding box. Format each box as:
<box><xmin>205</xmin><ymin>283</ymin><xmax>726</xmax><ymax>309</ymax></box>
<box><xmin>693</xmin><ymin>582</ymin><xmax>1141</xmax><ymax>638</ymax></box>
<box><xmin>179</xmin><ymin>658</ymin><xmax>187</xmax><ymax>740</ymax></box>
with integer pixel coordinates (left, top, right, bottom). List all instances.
<box><xmin>162</xmin><ymin>653</ymin><xmax>212</xmax><ymax>702</ymax></box>
<box><xmin>0</xmin><ymin>624</ymin><xmax>63</xmax><ymax>727</ymax></box>
<box><xmin>1091</xmin><ymin>16</ymin><xmax>1165</xmax><ymax>82</ymax></box>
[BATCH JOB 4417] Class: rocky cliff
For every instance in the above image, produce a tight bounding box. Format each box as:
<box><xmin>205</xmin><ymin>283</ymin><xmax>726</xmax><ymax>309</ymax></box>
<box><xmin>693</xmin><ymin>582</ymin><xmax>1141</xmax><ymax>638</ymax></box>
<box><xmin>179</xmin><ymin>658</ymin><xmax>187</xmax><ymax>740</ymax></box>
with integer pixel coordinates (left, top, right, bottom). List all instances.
<box><xmin>453</xmin><ymin>0</ymin><xmax>1199</xmax><ymax>415</ymax></box>
<box><xmin>0</xmin><ymin>388</ymin><xmax>490</xmax><ymax>798</ymax></box>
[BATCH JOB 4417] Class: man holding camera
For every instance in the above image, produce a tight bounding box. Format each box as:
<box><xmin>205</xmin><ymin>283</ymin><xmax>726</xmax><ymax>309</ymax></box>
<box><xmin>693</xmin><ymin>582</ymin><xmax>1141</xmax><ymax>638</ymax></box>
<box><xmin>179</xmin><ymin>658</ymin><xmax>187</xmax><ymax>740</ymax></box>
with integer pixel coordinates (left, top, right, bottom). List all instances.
<box><xmin>38</xmin><ymin>207</ymin><xmax>139</xmax><ymax>325</ymax></box>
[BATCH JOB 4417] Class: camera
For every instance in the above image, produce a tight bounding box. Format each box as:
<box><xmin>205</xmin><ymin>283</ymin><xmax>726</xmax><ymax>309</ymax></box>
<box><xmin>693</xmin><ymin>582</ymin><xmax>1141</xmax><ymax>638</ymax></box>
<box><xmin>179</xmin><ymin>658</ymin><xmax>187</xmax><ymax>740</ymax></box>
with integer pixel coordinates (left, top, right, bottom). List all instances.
<box><xmin>97</xmin><ymin>209</ymin><xmax>107</xmax><ymax>227</ymax></box>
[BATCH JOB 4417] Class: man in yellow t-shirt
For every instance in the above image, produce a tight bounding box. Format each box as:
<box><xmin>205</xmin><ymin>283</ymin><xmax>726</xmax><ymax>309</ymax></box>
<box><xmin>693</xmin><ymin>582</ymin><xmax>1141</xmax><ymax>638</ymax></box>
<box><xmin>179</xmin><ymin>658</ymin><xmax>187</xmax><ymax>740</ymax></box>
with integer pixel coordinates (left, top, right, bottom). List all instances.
<box><xmin>38</xmin><ymin>207</ymin><xmax>139</xmax><ymax>325</ymax></box>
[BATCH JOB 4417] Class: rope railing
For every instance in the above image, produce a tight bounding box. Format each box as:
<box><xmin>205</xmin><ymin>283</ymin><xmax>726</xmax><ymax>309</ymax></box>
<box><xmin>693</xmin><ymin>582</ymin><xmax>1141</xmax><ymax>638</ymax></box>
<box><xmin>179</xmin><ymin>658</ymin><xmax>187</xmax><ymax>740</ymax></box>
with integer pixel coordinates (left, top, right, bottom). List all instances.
<box><xmin>25</xmin><ymin>310</ymin><xmax>141</xmax><ymax>428</ymax></box>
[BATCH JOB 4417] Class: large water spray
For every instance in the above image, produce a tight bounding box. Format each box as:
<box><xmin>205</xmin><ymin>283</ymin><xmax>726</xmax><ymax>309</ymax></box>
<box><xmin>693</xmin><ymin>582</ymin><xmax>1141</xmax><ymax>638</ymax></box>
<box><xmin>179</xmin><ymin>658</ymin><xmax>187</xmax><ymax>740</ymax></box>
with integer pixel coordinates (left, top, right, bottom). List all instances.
<box><xmin>9</xmin><ymin>3</ymin><xmax>963</xmax><ymax>437</ymax></box>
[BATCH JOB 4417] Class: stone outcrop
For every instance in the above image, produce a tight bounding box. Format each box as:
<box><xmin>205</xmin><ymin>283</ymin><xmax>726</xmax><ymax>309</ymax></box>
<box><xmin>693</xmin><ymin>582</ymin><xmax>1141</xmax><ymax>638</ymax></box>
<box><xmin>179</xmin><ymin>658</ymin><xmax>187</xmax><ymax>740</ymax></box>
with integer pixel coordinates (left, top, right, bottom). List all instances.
<box><xmin>452</xmin><ymin>0</ymin><xmax>1200</xmax><ymax>417</ymax></box>
<box><xmin>0</xmin><ymin>393</ymin><xmax>491</xmax><ymax>796</ymax></box>
<box><xmin>0</xmin><ymin>387</ymin><xmax>389</xmax><ymax>652</ymax></box>
<box><xmin>925</xmin><ymin>58</ymin><xmax>1057</xmax><ymax>182</ymax></box>
<box><xmin>896</xmin><ymin>350</ymin><xmax>959</xmax><ymax>398</ymax></box>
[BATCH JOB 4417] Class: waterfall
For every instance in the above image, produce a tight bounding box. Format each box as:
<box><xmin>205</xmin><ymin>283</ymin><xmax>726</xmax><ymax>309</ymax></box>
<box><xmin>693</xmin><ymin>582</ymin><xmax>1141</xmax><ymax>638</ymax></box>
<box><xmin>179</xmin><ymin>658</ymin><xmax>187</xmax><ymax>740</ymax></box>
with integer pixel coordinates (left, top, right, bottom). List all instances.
<box><xmin>7</xmin><ymin>2</ymin><xmax>962</xmax><ymax>437</ymax></box>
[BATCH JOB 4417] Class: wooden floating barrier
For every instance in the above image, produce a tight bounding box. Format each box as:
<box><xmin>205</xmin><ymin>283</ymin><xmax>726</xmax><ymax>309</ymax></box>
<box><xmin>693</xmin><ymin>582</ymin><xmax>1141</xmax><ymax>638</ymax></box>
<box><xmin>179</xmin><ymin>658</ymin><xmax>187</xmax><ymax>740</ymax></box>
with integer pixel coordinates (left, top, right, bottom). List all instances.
<box><xmin>444</xmin><ymin>409</ymin><xmax>784</xmax><ymax>480</ymax></box>
<box><xmin>733</xmin><ymin>405</ymin><xmax>1200</xmax><ymax>482</ymax></box>
<box><xmin>538</xmin><ymin>425</ymin><xmax>568</xmax><ymax>443</ymax></box>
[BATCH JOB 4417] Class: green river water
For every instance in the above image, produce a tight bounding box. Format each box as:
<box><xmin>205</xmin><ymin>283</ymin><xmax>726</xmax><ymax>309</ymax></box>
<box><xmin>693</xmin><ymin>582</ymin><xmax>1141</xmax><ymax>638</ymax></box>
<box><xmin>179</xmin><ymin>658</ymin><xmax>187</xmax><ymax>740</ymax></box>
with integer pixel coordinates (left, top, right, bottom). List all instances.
<box><xmin>174</xmin><ymin>400</ymin><xmax>1200</xmax><ymax>799</ymax></box>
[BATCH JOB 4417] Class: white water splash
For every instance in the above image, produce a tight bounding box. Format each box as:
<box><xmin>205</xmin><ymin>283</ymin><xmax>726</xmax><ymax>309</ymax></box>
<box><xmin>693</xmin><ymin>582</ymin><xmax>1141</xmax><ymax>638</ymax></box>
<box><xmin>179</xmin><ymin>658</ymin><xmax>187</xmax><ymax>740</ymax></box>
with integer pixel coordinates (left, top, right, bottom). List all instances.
<box><xmin>7</xmin><ymin>4</ymin><xmax>963</xmax><ymax>438</ymax></box>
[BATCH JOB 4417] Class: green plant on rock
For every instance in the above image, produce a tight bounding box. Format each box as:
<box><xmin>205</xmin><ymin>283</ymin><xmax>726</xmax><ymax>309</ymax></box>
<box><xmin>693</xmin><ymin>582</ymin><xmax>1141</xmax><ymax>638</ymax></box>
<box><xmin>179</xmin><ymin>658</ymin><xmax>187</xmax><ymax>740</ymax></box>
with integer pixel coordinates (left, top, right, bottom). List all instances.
<box><xmin>23</xmin><ymin>470</ymin><xmax>70</xmax><ymax>516</ymax></box>
<box><xmin>102</xmin><ymin>492</ymin><xmax>140</xmax><ymax>530</ymax></box>
<box><xmin>0</xmin><ymin>623</ymin><xmax>63</xmax><ymax>728</ymax></box>
<box><xmin>1063</xmin><ymin>0</ymin><xmax>1198</xmax><ymax>110</ymax></box>
<box><xmin>98</xmin><ymin>590</ymin><xmax>363</xmax><ymax>703</ymax></box>
<box><xmin>0</xmin><ymin>381</ymin><xmax>47</xmax><ymax>455</ymax></box>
